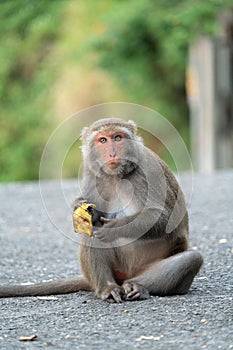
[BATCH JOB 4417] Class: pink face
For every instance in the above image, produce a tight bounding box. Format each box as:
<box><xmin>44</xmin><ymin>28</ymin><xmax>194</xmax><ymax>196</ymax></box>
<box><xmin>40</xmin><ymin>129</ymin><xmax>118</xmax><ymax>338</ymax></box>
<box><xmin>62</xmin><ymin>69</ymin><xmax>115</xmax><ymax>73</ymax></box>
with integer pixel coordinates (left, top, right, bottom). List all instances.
<box><xmin>94</xmin><ymin>131</ymin><xmax>126</xmax><ymax>170</ymax></box>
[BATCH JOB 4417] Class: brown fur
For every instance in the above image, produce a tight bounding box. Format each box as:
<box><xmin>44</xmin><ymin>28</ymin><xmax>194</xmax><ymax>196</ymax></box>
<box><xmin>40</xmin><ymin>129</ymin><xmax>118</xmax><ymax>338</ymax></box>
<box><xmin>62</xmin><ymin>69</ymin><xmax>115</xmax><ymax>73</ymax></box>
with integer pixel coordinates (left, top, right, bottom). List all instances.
<box><xmin>0</xmin><ymin>118</ymin><xmax>203</xmax><ymax>301</ymax></box>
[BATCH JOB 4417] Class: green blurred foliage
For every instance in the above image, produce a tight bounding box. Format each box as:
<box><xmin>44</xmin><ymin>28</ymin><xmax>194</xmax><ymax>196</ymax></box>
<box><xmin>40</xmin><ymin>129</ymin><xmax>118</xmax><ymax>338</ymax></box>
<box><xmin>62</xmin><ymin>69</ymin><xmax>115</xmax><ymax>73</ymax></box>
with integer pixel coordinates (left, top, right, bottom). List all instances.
<box><xmin>88</xmin><ymin>0</ymin><xmax>231</xmax><ymax>136</ymax></box>
<box><xmin>0</xmin><ymin>0</ymin><xmax>65</xmax><ymax>181</ymax></box>
<box><xmin>0</xmin><ymin>0</ymin><xmax>232</xmax><ymax>181</ymax></box>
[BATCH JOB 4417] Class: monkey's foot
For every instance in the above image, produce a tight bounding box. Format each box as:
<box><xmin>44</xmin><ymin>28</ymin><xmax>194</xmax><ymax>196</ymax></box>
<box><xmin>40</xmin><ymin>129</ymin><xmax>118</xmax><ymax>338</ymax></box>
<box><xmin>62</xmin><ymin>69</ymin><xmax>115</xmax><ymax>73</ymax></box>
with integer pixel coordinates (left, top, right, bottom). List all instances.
<box><xmin>122</xmin><ymin>282</ymin><xmax>150</xmax><ymax>301</ymax></box>
<box><xmin>100</xmin><ymin>284</ymin><xmax>124</xmax><ymax>303</ymax></box>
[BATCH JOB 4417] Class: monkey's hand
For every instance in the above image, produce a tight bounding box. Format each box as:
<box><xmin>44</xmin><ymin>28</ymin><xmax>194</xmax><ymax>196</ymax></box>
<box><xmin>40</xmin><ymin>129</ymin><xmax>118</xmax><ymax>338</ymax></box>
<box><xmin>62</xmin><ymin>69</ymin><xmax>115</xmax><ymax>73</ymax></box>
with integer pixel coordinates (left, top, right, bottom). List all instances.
<box><xmin>94</xmin><ymin>208</ymin><xmax>167</xmax><ymax>242</ymax></box>
<box><xmin>100</xmin><ymin>283</ymin><xmax>124</xmax><ymax>303</ymax></box>
<box><xmin>93</xmin><ymin>221</ymin><xmax>118</xmax><ymax>242</ymax></box>
<box><xmin>72</xmin><ymin>198</ymin><xmax>88</xmax><ymax>211</ymax></box>
<box><xmin>100</xmin><ymin>216</ymin><xmax>111</xmax><ymax>224</ymax></box>
<box><xmin>122</xmin><ymin>282</ymin><xmax>150</xmax><ymax>301</ymax></box>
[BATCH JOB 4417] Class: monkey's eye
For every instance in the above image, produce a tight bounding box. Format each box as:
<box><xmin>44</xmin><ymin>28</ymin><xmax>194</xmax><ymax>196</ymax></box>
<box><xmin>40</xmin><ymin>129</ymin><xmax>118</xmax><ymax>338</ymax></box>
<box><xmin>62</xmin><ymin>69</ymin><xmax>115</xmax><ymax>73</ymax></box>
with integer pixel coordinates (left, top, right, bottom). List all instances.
<box><xmin>99</xmin><ymin>137</ymin><xmax>107</xmax><ymax>144</ymax></box>
<box><xmin>114</xmin><ymin>134</ymin><xmax>122</xmax><ymax>142</ymax></box>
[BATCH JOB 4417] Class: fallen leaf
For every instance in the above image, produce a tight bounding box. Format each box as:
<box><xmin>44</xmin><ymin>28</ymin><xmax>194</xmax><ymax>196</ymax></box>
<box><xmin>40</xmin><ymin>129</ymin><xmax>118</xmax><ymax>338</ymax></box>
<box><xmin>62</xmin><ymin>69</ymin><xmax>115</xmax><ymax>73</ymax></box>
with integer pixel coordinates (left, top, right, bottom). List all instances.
<box><xmin>219</xmin><ymin>239</ymin><xmax>227</xmax><ymax>244</ymax></box>
<box><xmin>194</xmin><ymin>276</ymin><xmax>208</xmax><ymax>280</ymax></box>
<box><xmin>65</xmin><ymin>335</ymin><xmax>81</xmax><ymax>339</ymax></box>
<box><xmin>19</xmin><ymin>226</ymin><xmax>32</xmax><ymax>233</ymax></box>
<box><xmin>19</xmin><ymin>334</ymin><xmax>37</xmax><ymax>341</ymax></box>
<box><xmin>37</xmin><ymin>296</ymin><xmax>58</xmax><ymax>301</ymax></box>
<box><xmin>124</xmin><ymin>309</ymin><xmax>129</xmax><ymax>313</ymax></box>
<box><xmin>200</xmin><ymin>319</ymin><xmax>208</xmax><ymax>324</ymax></box>
<box><xmin>135</xmin><ymin>335</ymin><xmax>160</xmax><ymax>342</ymax></box>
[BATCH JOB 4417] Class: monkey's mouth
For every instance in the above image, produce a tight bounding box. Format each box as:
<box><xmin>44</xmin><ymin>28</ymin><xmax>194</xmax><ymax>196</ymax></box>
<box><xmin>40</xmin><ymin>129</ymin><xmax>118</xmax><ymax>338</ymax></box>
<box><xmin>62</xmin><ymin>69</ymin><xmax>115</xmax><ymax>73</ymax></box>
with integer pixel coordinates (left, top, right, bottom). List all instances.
<box><xmin>108</xmin><ymin>162</ymin><xmax>119</xmax><ymax>170</ymax></box>
<box><xmin>107</xmin><ymin>161</ymin><xmax>119</xmax><ymax>170</ymax></box>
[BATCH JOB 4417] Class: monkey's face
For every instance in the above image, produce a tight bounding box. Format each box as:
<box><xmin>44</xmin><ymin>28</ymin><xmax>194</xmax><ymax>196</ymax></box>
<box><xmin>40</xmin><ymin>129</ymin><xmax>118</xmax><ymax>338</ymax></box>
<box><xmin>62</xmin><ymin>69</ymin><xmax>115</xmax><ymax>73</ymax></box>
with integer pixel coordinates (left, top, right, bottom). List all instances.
<box><xmin>91</xmin><ymin>130</ymin><xmax>139</xmax><ymax>176</ymax></box>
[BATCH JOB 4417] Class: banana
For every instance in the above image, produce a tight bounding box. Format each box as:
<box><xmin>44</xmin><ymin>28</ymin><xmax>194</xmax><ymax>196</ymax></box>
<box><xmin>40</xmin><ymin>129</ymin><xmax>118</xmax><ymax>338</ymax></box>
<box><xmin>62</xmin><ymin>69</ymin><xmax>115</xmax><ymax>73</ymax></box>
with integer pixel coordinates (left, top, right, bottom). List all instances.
<box><xmin>73</xmin><ymin>203</ymin><xmax>96</xmax><ymax>236</ymax></box>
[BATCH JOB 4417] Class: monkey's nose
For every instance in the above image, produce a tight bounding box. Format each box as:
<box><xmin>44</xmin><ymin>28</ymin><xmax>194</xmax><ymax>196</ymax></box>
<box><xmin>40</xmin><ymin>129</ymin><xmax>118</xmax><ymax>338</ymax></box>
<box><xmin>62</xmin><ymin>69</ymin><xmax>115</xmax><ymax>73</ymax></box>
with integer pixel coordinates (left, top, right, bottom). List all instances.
<box><xmin>109</xmin><ymin>148</ymin><xmax>117</xmax><ymax>158</ymax></box>
<box><xmin>110</xmin><ymin>153</ymin><xmax>116</xmax><ymax>158</ymax></box>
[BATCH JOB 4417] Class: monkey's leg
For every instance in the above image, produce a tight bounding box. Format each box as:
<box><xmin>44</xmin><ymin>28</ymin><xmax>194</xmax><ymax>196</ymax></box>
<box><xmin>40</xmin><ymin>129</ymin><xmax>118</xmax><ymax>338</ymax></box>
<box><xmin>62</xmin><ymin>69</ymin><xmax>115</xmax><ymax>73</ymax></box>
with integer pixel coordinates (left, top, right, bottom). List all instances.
<box><xmin>80</xmin><ymin>245</ymin><xmax>124</xmax><ymax>303</ymax></box>
<box><xmin>124</xmin><ymin>250</ymin><xmax>203</xmax><ymax>298</ymax></box>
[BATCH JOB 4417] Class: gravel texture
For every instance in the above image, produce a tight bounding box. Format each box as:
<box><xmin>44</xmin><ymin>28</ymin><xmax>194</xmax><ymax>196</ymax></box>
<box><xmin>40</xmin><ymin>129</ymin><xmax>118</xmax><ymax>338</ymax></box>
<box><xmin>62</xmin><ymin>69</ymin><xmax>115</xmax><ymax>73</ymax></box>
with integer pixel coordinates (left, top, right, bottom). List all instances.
<box><xmin>0</xmin><ymin>170</ymin><xmax>232</xmax><ymax>350</ymax></box>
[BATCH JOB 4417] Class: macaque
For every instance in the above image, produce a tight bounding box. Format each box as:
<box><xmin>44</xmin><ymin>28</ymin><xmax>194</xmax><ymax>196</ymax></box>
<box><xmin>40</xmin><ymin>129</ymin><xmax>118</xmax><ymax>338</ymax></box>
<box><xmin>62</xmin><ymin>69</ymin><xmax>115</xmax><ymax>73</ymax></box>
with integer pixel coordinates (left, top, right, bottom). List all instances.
<box><xmin>0</xmin><ymin>118</ymin><xmax>203</xmax><ymax>302</ymax></box>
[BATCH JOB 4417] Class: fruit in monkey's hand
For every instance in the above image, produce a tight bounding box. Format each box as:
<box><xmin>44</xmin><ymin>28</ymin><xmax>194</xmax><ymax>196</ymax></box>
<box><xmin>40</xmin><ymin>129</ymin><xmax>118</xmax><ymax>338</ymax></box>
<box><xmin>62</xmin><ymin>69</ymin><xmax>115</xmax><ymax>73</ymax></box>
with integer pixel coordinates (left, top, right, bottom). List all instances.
<box><xmin>73</xmin><ymin>203</ymin><xmax>96</xmax><ymax>236</ymax></box>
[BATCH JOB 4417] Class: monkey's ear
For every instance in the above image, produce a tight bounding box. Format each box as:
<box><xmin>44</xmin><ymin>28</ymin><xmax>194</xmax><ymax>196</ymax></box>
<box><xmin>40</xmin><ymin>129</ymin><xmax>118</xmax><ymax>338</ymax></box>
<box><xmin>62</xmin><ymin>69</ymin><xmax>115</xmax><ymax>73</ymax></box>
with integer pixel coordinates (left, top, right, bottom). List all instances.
<box><xmin>81</xmin><ymin>127</ymin><xmax>89</xmax><ymax>144</ymax></box>
<box><xmin>127</xmin><ymin>120</ymin><xmax>137</xmax><ymax>135</ymax></box>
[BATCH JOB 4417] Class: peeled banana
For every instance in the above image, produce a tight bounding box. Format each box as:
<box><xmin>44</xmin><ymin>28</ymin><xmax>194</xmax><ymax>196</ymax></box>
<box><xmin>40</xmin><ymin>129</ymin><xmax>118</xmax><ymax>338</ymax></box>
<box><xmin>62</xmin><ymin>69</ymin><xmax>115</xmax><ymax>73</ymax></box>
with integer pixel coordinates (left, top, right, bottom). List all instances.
<box><xmin>73</xmin><ymin>203</ymin><xmax>96</xmax><ymax>236</ymax></box>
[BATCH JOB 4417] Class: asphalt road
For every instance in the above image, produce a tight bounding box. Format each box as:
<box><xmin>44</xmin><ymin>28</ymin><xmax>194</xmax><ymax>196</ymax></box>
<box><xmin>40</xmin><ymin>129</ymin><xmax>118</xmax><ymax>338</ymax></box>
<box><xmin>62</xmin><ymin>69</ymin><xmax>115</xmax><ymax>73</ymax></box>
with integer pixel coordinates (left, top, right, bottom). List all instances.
<box><xmin>0</xmin><ymin>171</ymin><xmax>232</xmax><ymax>350</ymax></box>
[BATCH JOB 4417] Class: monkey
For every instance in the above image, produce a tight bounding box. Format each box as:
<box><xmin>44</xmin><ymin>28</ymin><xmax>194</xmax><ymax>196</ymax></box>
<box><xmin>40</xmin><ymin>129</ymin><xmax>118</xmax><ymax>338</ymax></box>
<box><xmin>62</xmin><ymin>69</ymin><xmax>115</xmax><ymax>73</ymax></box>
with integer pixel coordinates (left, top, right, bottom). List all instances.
<box><xmin>0</xmin><ymin>118</ymin><xmax>203</xmax><ymax>302</ymax></box>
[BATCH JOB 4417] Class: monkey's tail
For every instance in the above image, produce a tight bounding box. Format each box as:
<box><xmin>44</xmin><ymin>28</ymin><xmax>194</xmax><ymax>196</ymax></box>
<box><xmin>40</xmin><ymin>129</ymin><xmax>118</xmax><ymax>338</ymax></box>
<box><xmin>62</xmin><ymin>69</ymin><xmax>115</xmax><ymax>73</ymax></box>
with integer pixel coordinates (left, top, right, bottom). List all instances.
<box><xmin>0</xmin><ymin>276</ymin><xmax>92</xmax><ymax>298</ymax></box>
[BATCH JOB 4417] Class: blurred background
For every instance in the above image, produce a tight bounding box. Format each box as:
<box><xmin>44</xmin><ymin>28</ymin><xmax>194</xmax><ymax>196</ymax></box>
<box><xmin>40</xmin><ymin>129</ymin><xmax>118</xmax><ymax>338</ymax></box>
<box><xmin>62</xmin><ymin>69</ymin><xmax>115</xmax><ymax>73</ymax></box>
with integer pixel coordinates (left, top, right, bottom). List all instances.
<box><xmin>0</xmin><ymin>0</ymin><xmax>232</xmax><ymax>182</ymax></box>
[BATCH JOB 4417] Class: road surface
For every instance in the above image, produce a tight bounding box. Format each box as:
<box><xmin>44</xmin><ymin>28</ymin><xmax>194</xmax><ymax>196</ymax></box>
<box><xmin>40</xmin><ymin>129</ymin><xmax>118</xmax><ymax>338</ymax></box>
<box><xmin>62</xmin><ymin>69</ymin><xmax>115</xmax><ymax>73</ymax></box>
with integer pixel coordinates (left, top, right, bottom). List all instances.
<box><xmin>0</xmin><ymin>171</ymin><xmax>232</xmax><ymax>349</ymax></box>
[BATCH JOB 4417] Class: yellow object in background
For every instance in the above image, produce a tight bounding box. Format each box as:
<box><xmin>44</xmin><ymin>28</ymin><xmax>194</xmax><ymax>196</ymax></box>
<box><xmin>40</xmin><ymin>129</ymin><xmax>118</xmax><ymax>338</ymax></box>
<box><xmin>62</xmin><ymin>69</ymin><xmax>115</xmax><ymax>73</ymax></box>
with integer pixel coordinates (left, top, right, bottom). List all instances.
<box><xmin>73</xmin><ymin>203</ymin><xmax>96</xmax><ymax>236</ymax></box>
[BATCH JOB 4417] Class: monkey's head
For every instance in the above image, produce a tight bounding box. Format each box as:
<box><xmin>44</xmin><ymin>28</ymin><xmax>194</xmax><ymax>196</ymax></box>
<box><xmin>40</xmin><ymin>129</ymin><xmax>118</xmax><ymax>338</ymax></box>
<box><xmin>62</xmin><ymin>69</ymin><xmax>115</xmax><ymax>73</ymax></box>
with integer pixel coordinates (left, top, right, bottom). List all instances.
<box><xmin>81</xmin><ymin>118</ymin><xmax>143</xmax><ymax>177</ymax></box>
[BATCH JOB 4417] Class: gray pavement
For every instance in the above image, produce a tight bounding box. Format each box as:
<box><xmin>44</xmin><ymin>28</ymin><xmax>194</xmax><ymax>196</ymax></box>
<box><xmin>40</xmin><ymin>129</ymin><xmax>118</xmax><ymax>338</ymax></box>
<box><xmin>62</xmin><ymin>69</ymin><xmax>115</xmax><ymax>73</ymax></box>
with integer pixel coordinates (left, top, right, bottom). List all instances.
<box><xmin>0</xmin><ymin>171</ymin><xmax>232</xmax><ymax>350</ymax></box>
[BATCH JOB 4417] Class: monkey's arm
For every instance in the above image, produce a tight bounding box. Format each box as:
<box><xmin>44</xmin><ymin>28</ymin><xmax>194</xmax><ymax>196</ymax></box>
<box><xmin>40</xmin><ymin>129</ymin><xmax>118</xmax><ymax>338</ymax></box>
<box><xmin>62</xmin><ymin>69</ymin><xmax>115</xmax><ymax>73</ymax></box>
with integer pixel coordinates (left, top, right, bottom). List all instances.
<box><xmin>94</xmin><ymin>207</ymin><xmax>169</xmax><ymax>242</ymax></box>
